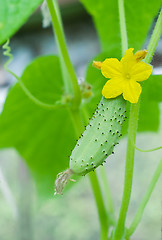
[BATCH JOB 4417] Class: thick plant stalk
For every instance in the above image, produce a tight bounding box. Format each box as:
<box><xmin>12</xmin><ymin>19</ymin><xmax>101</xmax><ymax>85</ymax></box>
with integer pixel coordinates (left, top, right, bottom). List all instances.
<box><xmin>89</xmin><ymin>172</ymin><xmax>108</xmax><ymax>240</ymax></box>
<box><xmin>46</xmin><ymin>0</ymin><xmax>81</xmax><ymax>108</ymax></box>
<box><xmin>70</xmin><ymin>109</ymin><xmax>108</xmax><ymax>240</ymax></box>
<box><xmin>113</xmin><ymin>102</ymin><xmax>139</xmax><ymax>240</ymax></box>
<box><xmin>118</xmin><ymin>0</ymin><xmax>128</xmax><ymax>55</ymax></box>
<box><xmin>144</xmin><ymin>9</ymin><xmax>162</xmax><ymax>63</ymax></box>
<box><xmin>99</xmin><ymin>166</ymin><xmax>115</xmax><ymax>219</ymax></box>
<box><xmin>113</xmin><ymin>6</ymin><xmax>162</xmax><ymax>240</ymax></box>
<box><xmin>46</xmin><ymin>1</ymin><xmax>108</xmax><ymax>239</ymax></box>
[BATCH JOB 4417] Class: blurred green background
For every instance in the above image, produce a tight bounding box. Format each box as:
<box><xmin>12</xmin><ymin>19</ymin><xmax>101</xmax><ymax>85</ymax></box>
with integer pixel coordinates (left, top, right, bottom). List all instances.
<box><xmin>0</xmin><ymin>0</ymin><xmax>161</xmax><ymax>240</ymax></box>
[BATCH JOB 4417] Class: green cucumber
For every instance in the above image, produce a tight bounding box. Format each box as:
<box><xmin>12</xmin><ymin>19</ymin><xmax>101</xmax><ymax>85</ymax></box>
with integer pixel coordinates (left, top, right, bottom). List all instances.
<box><xmin>70</xmin><ymin>96</ymin><xmax>126</xmax><ymax>175</ymax></box>
<box><xmin>55</xmin><ymin>96</ymin><xmax>126</xmax><ymax>195</ymax></box>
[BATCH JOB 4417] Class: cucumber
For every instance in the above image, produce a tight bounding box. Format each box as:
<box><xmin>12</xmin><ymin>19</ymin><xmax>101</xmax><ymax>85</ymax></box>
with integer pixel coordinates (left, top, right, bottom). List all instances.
<box><xmin>54</xmin><ymin>49</ymin><xmax>149</xmax><ymax>194</ymax></box>
<box><xmin>70</xmin><ymin>96</ymin><xmax>126</xmax><ymax>175</ymax></box>
<box><xmin>54</xmin><ymin>95</ymin><xmax>126</xmax><ymax>195</ymax></box>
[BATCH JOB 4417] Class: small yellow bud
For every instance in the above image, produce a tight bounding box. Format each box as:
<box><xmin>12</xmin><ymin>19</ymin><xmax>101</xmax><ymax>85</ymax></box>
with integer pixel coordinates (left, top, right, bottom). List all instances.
<box><xmin>93</xmin><ymin>61</ymin><xmax>102</xmax><ymax>69</ymax></box>
<box><xmin>135</xmin><ymin>49</ymin><xmax>147</xmax><ymax>62</ymax></box>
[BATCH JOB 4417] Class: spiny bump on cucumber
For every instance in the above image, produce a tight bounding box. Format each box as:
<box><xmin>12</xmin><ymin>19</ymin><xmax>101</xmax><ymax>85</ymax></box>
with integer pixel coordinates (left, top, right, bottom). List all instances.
<box><xmin>54</xmin><ymin>96</ymin><xmax>127</xmax><ymax>195</ymax></box>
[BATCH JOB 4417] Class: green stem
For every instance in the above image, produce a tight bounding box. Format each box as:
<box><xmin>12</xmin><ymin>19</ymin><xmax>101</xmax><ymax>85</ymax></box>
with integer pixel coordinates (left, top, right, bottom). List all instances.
<box><xmin>118</xmin><ymin>0</ymin><xmax>128</xmax><ymax>55</ymax></box>
<box><xmin>135</xmin><ymin>145</ymin><xmax>162</xmax><ymax>153</ymax></box>
<box><xmin>70</xmin><ymin>108</ymin><xmax>108</xmax><ymax>240</ymax></box>
<box><xmin>113</xmin><ymin>0</ymin><xmax>131</xmax><ymax>238</ymax></box>
<box><xmin>82</xmin><ymin>106</ymin><xmax>113</xmax><ymax>237</ymax></box>
<box><xmin>2</xmin><ymin>40</ymin><xmax>64</xmax><ymax>110</ymax></box>
<box><xmin>6</xmin><ymin>69</ymin><xmax>64</xmax><ymax>109</ymax></box>
<box><xmin>113</xmin><ymin>6</ymin><xmax>162</xmax><ymax>240</ymax></box>
<box><xmin>144</xmin><ymin>8</ymin><xmax>162</xmax><ymax>64</ymax></box>
<box><xmin>82</xmin><ymin>106</ymin><xmax>115</xmax><ymax>236</ymax></box>
<box><xmin>99</xmin><ymin>167</ymin><xmax>116</xmax><ymax>228</ymax></box>
<box><xmin>113</xmin><ymin>103</ymin><xmax>140</xmax><ymax>240</ymax></box>
<box><xmin>69</xmin><ymin>108</ymin><xmax>84</xmax><ymax>136</ymax></box>
<box><xmin>126</xmin><ymin>159</ymin><xmax>162</xmax><ymax>237</ymax></box>
<box><xmin>46</xmin><ymin>1</ymin><xmax>108</xmax><ymax>238</ymax></box>
<box><xmin>89</xmin><ymin>171</ymin><xmax>108</xmax><ymax>240</ymax></box>
<box><xmin>52</xmin><ymin>0</ymin><xmax>72</xmax><ymax>94</ymax></box>
<box><xmin>99</xmin><ymin>167</ymin><xmax>115</xmax><ymax>220</ymax></box>
<box><xmin>46</xmin><ymin>0</ymin><xmax>81</xmax><ymax>108</ymax></box>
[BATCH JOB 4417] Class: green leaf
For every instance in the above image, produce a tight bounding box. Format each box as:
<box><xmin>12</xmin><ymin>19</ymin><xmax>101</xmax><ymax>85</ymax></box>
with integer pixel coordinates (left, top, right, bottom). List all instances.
<box><xmin>0</xmin><ymin>0</ymin><xmax>43</xmax><ymax>44</ymax></box>
<box><xmin>0</xmin><ymin>56</ymin><xmax>77</xmax><ymax>199</ymax></box>
<box><xmin>80</xmin><ymin>0</ymin><xmax>161</xmax><ymax>56</ymax></box>
<box><xmin>138</xmin><ymin>98</ymin><xmax>160</xmax><ymax>132</ymax></box>
<box><xmin>137</xmin><ymin>75</ymin><xmax>162</xmax><ymax>132</ymax></box>
<box><xmin>144</xmin><ymin>75</ymin><xmax>162</xmax><ymax>102</ymax></box>
<box><xmin>19</xmin><ymin>55</ymin><xmax>64</xmax><ymax>105</ymax></box>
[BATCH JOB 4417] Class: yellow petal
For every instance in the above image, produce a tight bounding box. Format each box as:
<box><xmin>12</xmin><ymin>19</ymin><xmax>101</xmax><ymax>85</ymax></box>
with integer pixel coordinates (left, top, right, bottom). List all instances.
<box><xmin>123</xmin><ymin>81</ymin><xmax>142</xmax><ymax>103</ymax></box>
<box><xmin>121</xmin><ymin>48</ymin><xmax>135</xmax><ymax>61</ymax></box>
<box><xmin>130</xmin><ymin>62</ymin><xmax>152</xmax><ymax>82</ymax></box>
<box><xmin>121</xmin><ymin>48</ymin><xmax>136</xmax><ymax>73</ymax></box>
<box><xmin>102</xmin><ymin>78</ymin><xmax>124</xmax><ymax>99</ymax></box>
<box><xmin>101</xmin><ymin>58</ymin><xmax>122</xmax><ymax>79</ymax></box>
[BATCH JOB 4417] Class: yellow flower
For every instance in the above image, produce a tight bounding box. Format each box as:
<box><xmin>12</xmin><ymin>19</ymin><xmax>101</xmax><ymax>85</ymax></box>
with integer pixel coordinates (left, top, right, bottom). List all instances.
<box><xmin>93</xmin><ymin>48</ymin><xmax>152</xmax><ymax>103</ymax></box>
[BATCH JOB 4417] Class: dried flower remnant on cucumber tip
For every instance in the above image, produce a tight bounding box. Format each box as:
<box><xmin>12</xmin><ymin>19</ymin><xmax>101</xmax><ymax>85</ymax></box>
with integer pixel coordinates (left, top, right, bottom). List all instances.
<box><xmin>54</xmin><ymin>169</ymin><xmax>74</xmax><ymax>195</ymax></box>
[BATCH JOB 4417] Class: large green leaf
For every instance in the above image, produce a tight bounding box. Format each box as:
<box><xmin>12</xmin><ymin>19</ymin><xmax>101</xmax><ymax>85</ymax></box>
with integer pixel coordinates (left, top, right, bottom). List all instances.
<box><xmin>80</xmin><ymin>0</ymin><xmax>161</xmax><ymax>56</ymax></box>
<box><xmin>137</xmin><ymin>75</ymin><xmax>162</xmax><ymax>132</ymax></box>
<box><xmin>0</xmin><ymin>0</ymin><xmax>43</xmax><ymax>44</ymax></box>
<box><xmin>144</xmin><ymin>75</ymin><xmax>162</xmax><ymax>102</ymax></box>
<box><xmin>0</xmin><ymin>56</ymin><xmax>77</xmax><ymax>199</ymax></box>
<box><xmin>84</xmin><ymin>54</ymin><xmax>162</xmax><ymax>133</ymax></box>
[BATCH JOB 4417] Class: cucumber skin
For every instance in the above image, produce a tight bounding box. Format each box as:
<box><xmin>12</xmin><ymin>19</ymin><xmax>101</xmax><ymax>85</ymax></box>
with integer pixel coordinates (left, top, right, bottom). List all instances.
<box><xmin>70</xmin><ymin>96</ymin><xmax>126</xmax><ymax>175</ymax></box>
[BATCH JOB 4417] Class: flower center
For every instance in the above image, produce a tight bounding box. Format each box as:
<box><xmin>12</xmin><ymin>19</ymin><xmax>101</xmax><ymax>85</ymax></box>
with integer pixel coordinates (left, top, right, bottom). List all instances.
<box><xmin>125</xmin><ymin>73</ymin><xmax>131</xmax><ymax>80</ymax></box>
